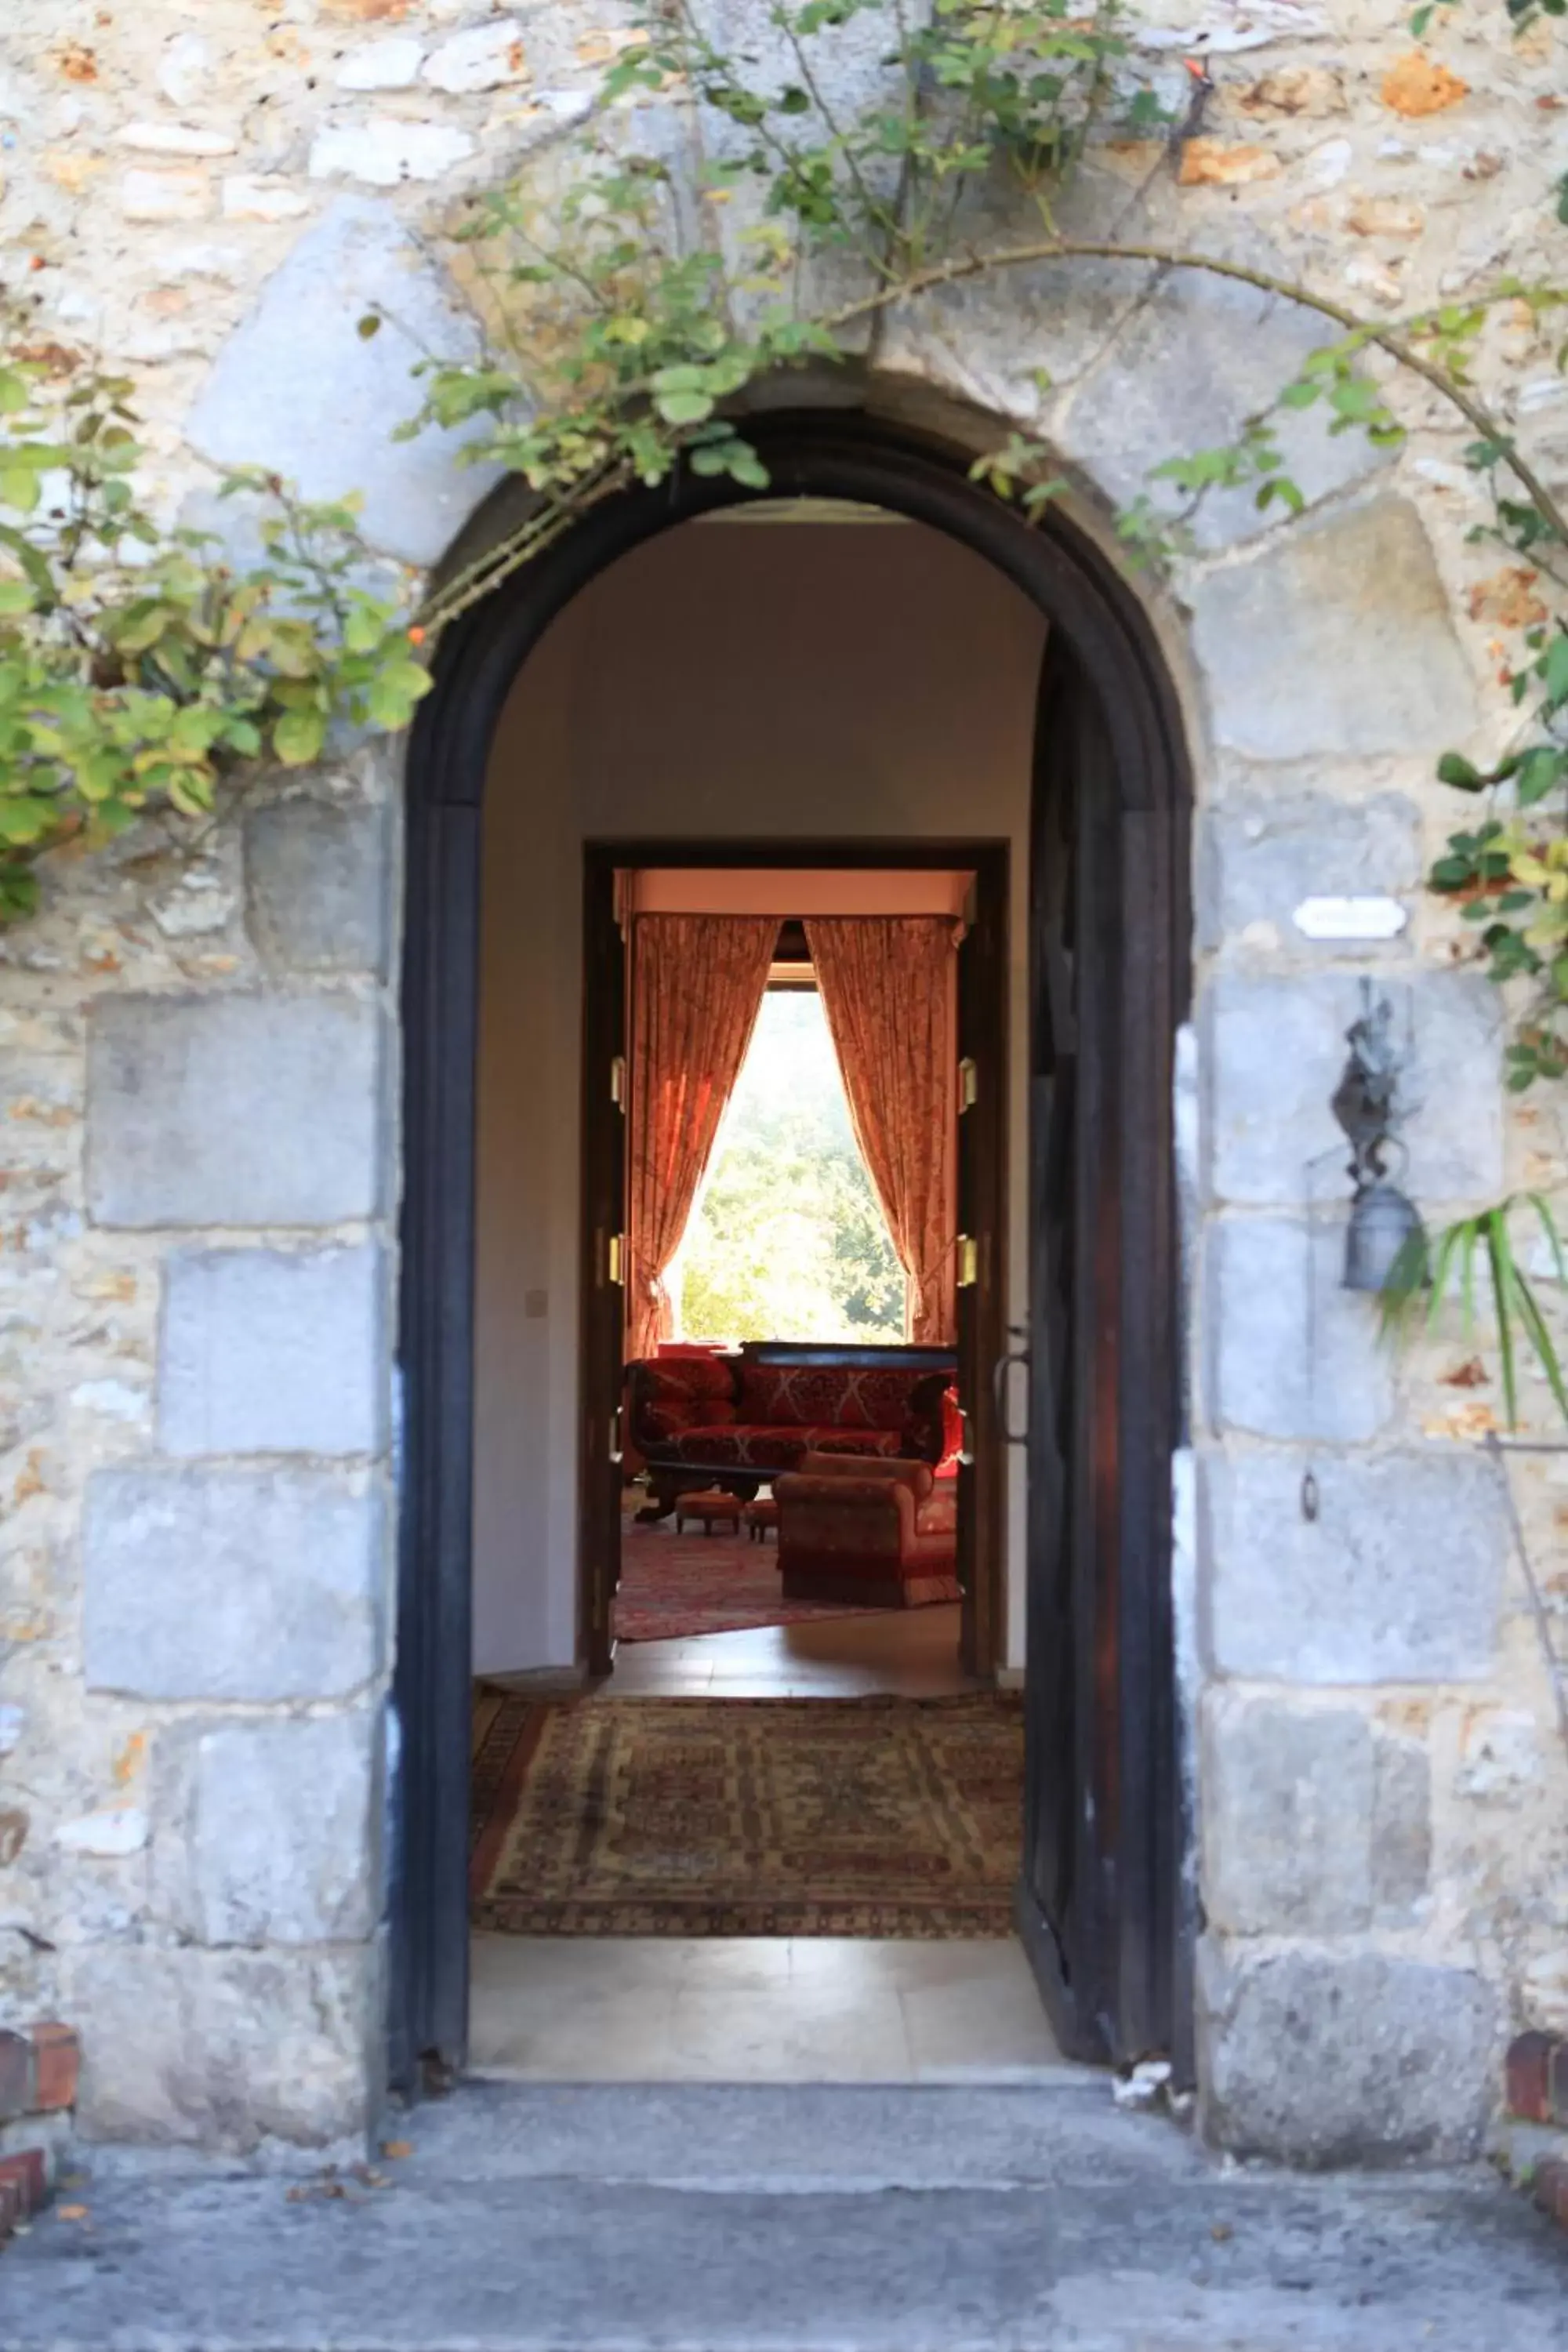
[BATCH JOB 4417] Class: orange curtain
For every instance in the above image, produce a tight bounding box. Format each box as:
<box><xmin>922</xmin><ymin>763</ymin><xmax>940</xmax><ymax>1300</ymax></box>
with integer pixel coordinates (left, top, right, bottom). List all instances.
<box><xmin>804</xmin><ymin>916</ymin><xmax>959</xmax><ymax>1346</ymax></box>
<box><xmin>626</xmin><ymin>914</ymin><xmax>778</xmax><ymax>1362</ymax></box>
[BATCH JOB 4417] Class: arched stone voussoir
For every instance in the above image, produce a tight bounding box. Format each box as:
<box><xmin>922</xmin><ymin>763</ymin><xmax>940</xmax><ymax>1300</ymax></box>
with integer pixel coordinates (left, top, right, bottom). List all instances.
<box><xmin>183</xmin><ymin>193</ymin><xmax>504</xmax><ymax>570</ymax></box>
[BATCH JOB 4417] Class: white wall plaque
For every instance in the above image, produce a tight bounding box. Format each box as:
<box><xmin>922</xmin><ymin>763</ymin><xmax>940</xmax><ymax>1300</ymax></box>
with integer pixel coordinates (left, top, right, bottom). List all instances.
<box><xmin>1291</xmin><ymin>895</ymin><xmax>1408</xmax><ymax>942</ymax></box>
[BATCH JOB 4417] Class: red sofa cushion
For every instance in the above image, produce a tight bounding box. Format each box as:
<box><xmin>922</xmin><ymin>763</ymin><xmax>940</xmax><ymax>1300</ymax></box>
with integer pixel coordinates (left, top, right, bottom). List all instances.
<box><xmin>640</xmin><ymin>1358</ymin><xmax>736</xmax><ymax>1404</ymax></box>
<box><xmin>659</xmin><ymin>1424</ymin><xmax>907</xmax><ymax>1470</ymax></box>
<box><xmin>737</xmin><ymin>1362</ymin><xmax>920</xmax><ymax>1432</ymax></box>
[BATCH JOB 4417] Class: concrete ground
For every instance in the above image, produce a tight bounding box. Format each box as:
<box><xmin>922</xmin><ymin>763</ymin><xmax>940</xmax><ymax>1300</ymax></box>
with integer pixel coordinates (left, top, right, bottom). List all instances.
<box><xmin>2</xmin><ymin>2080</ymin><xmax>1566</xmax><ymax>2351</ymax></box>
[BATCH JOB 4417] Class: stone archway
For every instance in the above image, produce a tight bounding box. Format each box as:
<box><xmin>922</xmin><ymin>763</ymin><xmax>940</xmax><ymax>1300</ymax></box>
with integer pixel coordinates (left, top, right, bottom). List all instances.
<box><xmin>394</xmin><ymin>397</ymin><xmax>1195</xmax><ymax>2093</ymax></box>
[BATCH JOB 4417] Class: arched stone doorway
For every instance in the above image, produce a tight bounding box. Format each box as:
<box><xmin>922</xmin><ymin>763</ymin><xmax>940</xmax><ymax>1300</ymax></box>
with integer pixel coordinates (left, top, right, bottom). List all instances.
<box><xmin>393</xmin><ymin>404</ymin><xmax>1193</xmax><ymax>2096</ymax></box>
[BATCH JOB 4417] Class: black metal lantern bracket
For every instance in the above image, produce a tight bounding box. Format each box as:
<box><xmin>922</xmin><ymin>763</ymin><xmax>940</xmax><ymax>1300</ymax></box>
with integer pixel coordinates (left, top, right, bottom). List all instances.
<box><xmin>1331</xmin><ymin>985</ymin><xmax>1427</xmax><ymax>1296</ymax></box>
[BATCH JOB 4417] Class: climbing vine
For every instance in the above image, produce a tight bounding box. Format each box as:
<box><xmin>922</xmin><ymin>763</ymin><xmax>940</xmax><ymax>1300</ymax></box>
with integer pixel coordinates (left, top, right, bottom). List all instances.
<box><xmin>2</xmin><ymin>0</ymin><xmax>1566</xmax><ymax>1397</ymax></box>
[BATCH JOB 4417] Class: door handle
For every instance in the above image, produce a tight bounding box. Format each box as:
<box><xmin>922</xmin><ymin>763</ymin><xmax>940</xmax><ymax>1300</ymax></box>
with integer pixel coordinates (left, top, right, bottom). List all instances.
<box><xmin>993</xmin><ymin>1326</ymin><xmax>1029</xmax><ymax>1446</ymax></box>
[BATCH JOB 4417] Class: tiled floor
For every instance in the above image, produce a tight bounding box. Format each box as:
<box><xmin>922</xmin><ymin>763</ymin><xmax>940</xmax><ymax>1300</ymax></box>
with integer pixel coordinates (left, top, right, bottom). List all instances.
<box><xmin>470</xmin><ymin>1610</ymin><xmax>1055</xmax><ymax>2086</ymax></box>
<box><xmin>606</xmin><ymin>1600</ymin><xmax>975</xmax><ymax>1697</ymax></box>
<box><xmin>469</xmin><ymin>1933</ymin><xmax>1081</xmax><ymax>2084</ymax></box>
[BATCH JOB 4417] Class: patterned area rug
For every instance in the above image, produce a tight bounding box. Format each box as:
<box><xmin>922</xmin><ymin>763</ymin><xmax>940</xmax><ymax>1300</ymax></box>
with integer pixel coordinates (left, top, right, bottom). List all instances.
<box><xmin>470</xmin><ymin>1692</ymin><xmax>1024</xmax><ymax>1936</ymax></box>
<box><xmin>612</xmin><ymin>1518</ymin><xmax>878</xmax><ymax>1642</ymax></box>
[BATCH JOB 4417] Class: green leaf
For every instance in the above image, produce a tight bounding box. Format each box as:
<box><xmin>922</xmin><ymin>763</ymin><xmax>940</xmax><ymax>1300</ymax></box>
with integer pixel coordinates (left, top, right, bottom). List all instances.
<box><xmin>272</xmin><ymin>708</ymin><xmax>327</xmax><ymax>767</ymax></box>
<box><xmin>0</xmin><ymin>468</ymin><xmax>41</xmax><ymax>515</ymax></box>
<box><xmin>1436</xmin><ymin>752</ymin><xmax>1484</xmax><ymax>790</ymax></box>
<box><xmin>0</xmin><ymin>579</ymin><xmax>35</xmax><ymax>616</ymax></box>
<box><xmin>655</xmin><ymin>389</ymin><xmax>717</xmax><ymax>425</ymax></box>
<box><xmin>357</xmin><ymin>313</ymin><xmax>383</xmax><ymax>340</ymax></box>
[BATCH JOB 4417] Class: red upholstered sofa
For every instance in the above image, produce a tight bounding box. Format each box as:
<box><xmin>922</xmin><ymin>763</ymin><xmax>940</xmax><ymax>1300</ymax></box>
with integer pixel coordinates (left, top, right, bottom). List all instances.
<box><xmin>627</xmin><ymin>1341</ymin><xmax>959</xmax><ymax>1519</ymax></box>
<box><xmin>775</xmin><ymin>1454</ymin><xmax>960</xmax><ymax>1609</ymax></box>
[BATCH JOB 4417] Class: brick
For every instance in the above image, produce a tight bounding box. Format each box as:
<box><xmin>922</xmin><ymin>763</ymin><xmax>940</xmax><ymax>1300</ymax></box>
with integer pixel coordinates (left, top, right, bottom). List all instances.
<box><xmin>0</xmin><ymin>2147</ymin><xmax>48</xmax><ymax>2217</ymax></box>
<box><xmin>83</xmin><ymin>1465</ymin><xmax>387</xmax><ymax>1702</ymax></box>
<box><xmin>85</xmin><ymin>992</ymin><xmax>387</xmax><ymax>1229</ymax></box>
<box><xmin>1535</xmin><ymin>2157</ymin><xmax>1568</xmax><ymax>2231</ymax></box>
<box><xmin>1508</xmin><ymin>2031</ymin><xmax>1555</xmax><ymax>2122</ymax></box>
<box><xmin>29</xmin><ymin>2023</ymin><xmax>79</xmax><ymax>2113</ymax></box>
<box><xmin>158</xmin><ymin>1243</ymin><xmax>387</xmax><ymax>1457</ymax></box>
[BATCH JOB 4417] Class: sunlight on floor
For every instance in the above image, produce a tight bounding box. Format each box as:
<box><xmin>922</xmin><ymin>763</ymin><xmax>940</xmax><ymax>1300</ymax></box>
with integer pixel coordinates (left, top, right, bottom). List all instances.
<box><xmin>469</xmin><ymin>1934</ymin><xmax>1080</xmax><ymax>2085</ymax></box>
<box><xmin>608</xmin><ymin>1601</ymin><xmax>975</xmax><ymax>1697</ymax></box>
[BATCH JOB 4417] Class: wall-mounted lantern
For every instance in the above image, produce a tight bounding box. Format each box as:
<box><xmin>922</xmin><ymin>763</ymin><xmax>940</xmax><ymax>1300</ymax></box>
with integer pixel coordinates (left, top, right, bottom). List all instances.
<box><xmin>1330</xmin><ymin>987</ymin><xmax>1426</xmax><ymax>1294</ymax></box>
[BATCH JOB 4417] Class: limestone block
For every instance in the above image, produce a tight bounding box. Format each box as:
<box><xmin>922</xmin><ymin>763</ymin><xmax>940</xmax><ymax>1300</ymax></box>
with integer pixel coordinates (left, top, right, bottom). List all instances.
<box><xmin>1204</xmin><ymin>1217</ymin><xmax>1394</xmax><ymax>1442</ymax></box>
<box><xmin>120</xmin><ymin>169</ymin><xmax>210</xmax><ymax>222</ymax></box>
<box><xmin>61</xmin><ymin>1942</ymin><xmax>378</xmax><ymax>2150</ymax></box>
<box><xmin>337</xmin><ymin>36</ymin><xmax>424</xmax><ymax>89</ymax></box>
<box><xmin>158</xmin><ymin>1710</ymin><xmax>381</xmax><ymax>1947</ymax></box>
<box><xmin>85</xmin><ymin>992</ymin><xmax>387</xmax><ymax>1228</ymax></box>
<box><xmin>1189</xmin><ymin>498</ymin><xmax>1478</xmax><ymax>757</ymax></box>
<box><xmin>1196</xmin><ymin>790</ymin><xmax>1421</xmax><ymax>955</ymax></box>
<box><xmin>158</xmin><ymin>1243</ymin><xmax>386</xmax><ymax>1457</ymax></box>
<box><xmin>221</xmin><ymin>177</ymin><xmax>311</xmax><ymax>223</ymax></box>
<box><xmin>876</xmin><ymin>166</ymin><xmax>1159</xmax><ymax>411</ymax></box>
<box><xmin>308</xmin><ymin>118</ymin><xmax>475</xmax><ymax>187</ymax></box>
<box><xmin>1059</xmin><ymin>273</ymin><xmax>1387</xmax><ymax>550</ymax></box>
<box><xmin>158</xmin><ymin>32</ymin><xmax>212</xmax><ymax>108</ymax></box>
<box><xmin>1199</xmin><ymin>1944</ymin><xmax>1497</xmax><ymax>2164</ymax></box>
<box><xmin>1203</xmin><ymin>969</ymin><xmax>1504</xmax><ymax>1207</ymax></box>
<box><xmin>1203</xmin><ymin>1445</ymin><xmax>1504</xmax><ymax>1683</ymax></box>
<box><xmin>83</xmin><ymin>1466</ymin><xmax>387</xmax><ymax>1702</ymax></box>
<box><xmin>244</xmin><ymin>799</ymin><xmax>390</xmax><ymax>975</ymax></box>
<box><xmin>1201</xmin><ymin>1692</ymin><xmax>1429</xmax><ymax>1934</ymax></box>
<box><xmin>422</xmin><ymin>20</ymin><xmax>529</xmax><ymax>93</ymax></box>
<box><xmin>185</xmin><ymin>196</ymin><xmax>500</xmax><ymax>565</ymax></box>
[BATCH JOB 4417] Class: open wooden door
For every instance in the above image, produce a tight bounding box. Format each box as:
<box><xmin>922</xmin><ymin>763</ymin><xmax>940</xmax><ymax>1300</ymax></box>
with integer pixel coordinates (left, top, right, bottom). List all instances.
<box><xmin>954</xmin><ymin>856</ymin><xmax>1008</xmax><ymax>1679</ymax></box>
<box><xmin>579</xmin><ymin>856</ymin><xmax>627</xmax><ymax>1676</ymax></box>
<box><xmin>1018</xmin><ymin>630</ymin><xmax>1183</xmax><ymax>2071</ymax></box>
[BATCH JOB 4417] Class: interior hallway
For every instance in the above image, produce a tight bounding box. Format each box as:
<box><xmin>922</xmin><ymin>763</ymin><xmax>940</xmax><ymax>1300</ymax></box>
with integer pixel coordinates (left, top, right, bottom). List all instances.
<box><xmin>470</xmin><ymin>1606</ymin><xmax>1052</xmax><ymax>2082</ymax></box>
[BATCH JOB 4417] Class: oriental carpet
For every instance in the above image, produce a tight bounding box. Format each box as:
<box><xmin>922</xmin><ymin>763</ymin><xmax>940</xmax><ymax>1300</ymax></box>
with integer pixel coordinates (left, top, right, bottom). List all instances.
<box><xmin>612</xmin><ymin>1517</ymin><xmax>878</xmax><ymax>1642</ymax></box>
<box><xmin>469</xmin><ymin>1692</ymin><xmax>1024</xmax><ymax>1937</ymax></box>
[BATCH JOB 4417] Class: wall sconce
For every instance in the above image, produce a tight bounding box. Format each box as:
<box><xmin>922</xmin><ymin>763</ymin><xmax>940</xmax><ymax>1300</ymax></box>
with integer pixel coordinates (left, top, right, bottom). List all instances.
<box><xmin>1330</xmin><ymin>987</ymin><xmax>1426</xmax><ymax>1294</ymax></box>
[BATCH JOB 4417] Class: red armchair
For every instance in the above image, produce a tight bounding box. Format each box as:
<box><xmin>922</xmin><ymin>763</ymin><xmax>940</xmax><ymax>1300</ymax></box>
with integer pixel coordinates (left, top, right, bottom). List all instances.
<box><xmin>774</xmin><ymin>1453</ymin><xmax>960</xmax><ymax>1610</ymax></box>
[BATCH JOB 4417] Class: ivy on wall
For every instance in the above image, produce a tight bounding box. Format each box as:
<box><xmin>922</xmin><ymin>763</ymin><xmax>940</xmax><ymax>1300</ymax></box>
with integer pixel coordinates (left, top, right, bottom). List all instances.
<box><xmin>2</xmin><ymin>0</ymin><xmax>1565</xmax><ymax>1397</ymax></box>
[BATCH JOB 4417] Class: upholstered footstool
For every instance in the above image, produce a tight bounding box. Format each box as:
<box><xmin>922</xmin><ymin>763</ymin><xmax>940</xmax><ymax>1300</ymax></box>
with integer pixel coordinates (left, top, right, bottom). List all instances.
<box><xmin>674</xmin><ymin>1488</ymin><xmax>744</xmax><ymax>1537</ymax></box>
<box><xmin>744</xmin><ymin>1497</ymin><xmax>779</xmax><ymax>1544</ymax></box>
<box><xmin>774</xmin><ymin>1455</ymin><xmax>960</xmax><ymax>1607</ymax></box>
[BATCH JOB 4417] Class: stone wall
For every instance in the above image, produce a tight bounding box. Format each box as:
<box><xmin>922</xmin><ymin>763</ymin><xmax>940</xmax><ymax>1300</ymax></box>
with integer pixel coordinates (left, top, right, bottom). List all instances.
<box><xmin>2</xmin><ymin>0</ymin><xmax>1566</xmax><ymax>2158</ymax></box>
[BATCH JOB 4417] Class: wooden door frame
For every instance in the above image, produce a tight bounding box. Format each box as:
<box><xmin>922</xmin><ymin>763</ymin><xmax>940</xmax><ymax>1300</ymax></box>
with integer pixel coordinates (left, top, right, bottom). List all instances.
<box><xmin>394</xmin><ymin>410</ymin><xmax>1192</xmax><ymax>2095</ymax></box>
<box><xmin>582</xmin><ymin>837</ymin><xmax>1009</xmax><ymax>1683</ymax></box>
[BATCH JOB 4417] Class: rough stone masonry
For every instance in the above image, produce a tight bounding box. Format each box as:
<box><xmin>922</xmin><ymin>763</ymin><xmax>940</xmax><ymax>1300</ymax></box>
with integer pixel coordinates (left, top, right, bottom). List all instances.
<box><xmin>0</xmin><ymin>0</ymin><xmax>1566</xmax><ymax>2165</ymax></box>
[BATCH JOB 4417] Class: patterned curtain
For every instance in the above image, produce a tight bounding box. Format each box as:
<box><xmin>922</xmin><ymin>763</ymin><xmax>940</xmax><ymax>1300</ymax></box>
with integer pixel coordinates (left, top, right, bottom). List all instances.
<box><xmin>626</xmin><ymin>914</ymin><xmax>779</xmax><ymax>1363</ymax></box>
<box><xmin>804</xmin><ymin>915</ymin><xmax>959</xmax><ymax>1346</ymax></box>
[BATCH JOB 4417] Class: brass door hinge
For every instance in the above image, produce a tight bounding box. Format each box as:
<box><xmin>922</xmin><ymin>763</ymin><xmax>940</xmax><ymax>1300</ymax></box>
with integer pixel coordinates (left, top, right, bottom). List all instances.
<box><xmin>610</xmin><ymin>1054</ymin><xmax>626</xmax><ymax>1107</ymax></box>
<box><xmin>607</xmin><ymin>1232</ymin><xmax>625</xmax><ymax>1285</ymax></box>
<box><xmin>958</xmin><ymin>1056</ymin><xmax>978</xmax><ymax>1112</ymax></box>
<box><xmin>610</xmin><ymin>1406</ymin><xmax>624</xmax><ymax>1465</ymax></box>
<box><xmin>956</xmin><ymin>1234</ymin><xmax>978</xmax><ymax>1288</ymax></box>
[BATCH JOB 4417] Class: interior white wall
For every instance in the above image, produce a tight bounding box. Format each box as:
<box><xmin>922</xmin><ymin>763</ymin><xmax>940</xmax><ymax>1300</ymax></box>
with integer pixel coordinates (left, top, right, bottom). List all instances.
<box><xmin>474</xmin><ymin>517</ymin><xmax>1046</xmax><ymax>1673</ymax></box>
